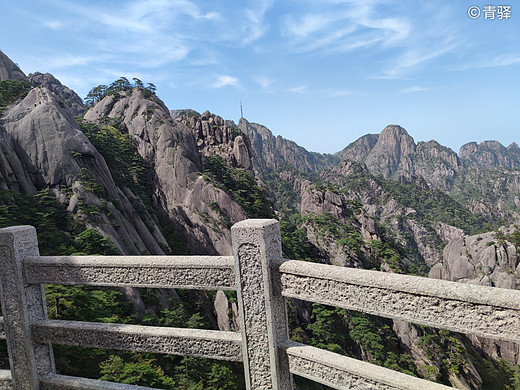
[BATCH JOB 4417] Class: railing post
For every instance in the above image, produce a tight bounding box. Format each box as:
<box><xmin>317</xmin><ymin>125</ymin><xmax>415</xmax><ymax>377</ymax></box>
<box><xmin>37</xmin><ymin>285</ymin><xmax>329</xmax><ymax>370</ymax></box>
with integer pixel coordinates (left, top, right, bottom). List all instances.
<box><xmin>0</xmin><ymin>226</ymin><xmax>55</xmax><ymax>389</ymax></box>
<box><xmin>231</xmin><ymin>219</ymin><xmax>293</xmax><ymax>390</ymax></box>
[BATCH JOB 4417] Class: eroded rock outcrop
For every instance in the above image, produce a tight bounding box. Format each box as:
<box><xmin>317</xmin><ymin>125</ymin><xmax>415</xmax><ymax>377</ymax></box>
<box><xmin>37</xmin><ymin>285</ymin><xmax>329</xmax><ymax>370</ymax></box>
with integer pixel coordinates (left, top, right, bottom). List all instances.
<box><xmin>28</xmin><ymin>72</ymin><xmax>84</xmax><ymax>116</ymax></box>
<box><xmin>85</xmin><ymin>91</ymin><xmax>249</xmax><ymax>255</ymax></box>
<box><xmin>430</xmin><ymin>226</ymin><xmax>520</xmax><ymax>366</ymax></box>
<box><xmin>460</xmin><ymin>141</ymin><xmax>520</xmax><ymax>169</ymax></box>
<box><xmin>1</xmin><ymin>85</ymin><xmax>169</xmax><ymax>256</ymax></box>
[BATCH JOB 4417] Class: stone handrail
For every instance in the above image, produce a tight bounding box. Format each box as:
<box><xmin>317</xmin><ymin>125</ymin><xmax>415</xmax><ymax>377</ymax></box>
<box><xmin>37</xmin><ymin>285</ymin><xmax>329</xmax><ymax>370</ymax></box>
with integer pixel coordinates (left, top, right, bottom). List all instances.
<box><xmin>1</xmin><ymin>219</ymin><xmax>517</xmax><ymax>389</ymax></box>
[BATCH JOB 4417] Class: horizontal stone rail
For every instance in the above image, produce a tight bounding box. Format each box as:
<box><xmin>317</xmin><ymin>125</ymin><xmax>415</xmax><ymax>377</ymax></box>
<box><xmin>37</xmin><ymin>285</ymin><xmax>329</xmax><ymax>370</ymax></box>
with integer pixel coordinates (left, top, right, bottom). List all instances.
<box><xmin>283</xmin><ymin>341</ymin><xmax>452</xmax><ymax>390</ymax></box>
<box><xmin>280</xmin><ymin>260</ymin><xmax>520</xmax><ymax>343</ymax></box>
<box><xmin>5</xmin><ymin>219</ymin><xmax>517</xmax><ymax>389</ymax></box>
<box><xmin>24</xmin><ymin>255</ymin><xmax>236</xmax><ymax>290</ymax></box>
<box><xmin>32</xmin><ymin>320</ymin><xmax>242</xmax><ymax>362</ymax></box>
<box><xmin>40</xmin><ymin>374</ymin><xmax>161</xmax><ymax>389</ymax></box>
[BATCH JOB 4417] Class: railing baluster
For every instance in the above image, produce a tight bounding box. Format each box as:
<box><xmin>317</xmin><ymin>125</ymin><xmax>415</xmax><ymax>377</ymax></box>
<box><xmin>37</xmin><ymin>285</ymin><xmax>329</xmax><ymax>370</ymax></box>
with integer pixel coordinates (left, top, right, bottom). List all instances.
<box><xmin>231</xmin><ymin>219</ymin><xmax>293</xmax><ymax>390</ymax></box>
<box><xmin>0</xmin><ymin>226</ymin><xmax>54</xmax><ymax>389</ymax></box>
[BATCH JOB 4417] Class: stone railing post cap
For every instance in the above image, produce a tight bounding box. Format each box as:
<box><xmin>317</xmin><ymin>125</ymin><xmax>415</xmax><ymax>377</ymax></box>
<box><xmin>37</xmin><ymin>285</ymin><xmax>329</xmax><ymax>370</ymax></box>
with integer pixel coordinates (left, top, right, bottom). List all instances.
<box><xmin>0</xmin><ymin>225</ymin><xmax>35</xmax><ymax>234</ymax></box>
<box><xmin>231</xmin><ymin>219</ymin><xmax>278</xmax><ymax>230</ymax></box>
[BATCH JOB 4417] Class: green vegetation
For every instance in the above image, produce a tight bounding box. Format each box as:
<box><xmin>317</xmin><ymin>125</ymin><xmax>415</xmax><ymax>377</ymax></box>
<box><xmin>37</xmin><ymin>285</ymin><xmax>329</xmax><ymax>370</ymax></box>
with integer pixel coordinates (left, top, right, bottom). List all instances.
<box><xmin>289</xmin><ymin>304</ymin><xmax>417</xmax><ymax>380</ymax></box>
<box><xmin>381</xmin><ymin>179</ymin><xmax>499</xmax><ymax>236</ymax></box>
<box><xmin>0</xmin><ymin>188</ymin><xmax>114</xmax><ymax>255</ymax></box>
<box><xmin>301</xmin><ymin>210</ymin><xmax>407</xmax><ymax>272</ymax></box>
<box><xmin>84</xmin><ymin>77</ymin><xmax>157</xmax><ymax>108</ymax></box>
<box><xmin>77</xmin><ymin>119</ymin><xmax>150</xmax><ymax>199</ymax></box>
<box><xmin>494</xmin><ymin>227</ymin><xmax>520</xmax><ymax>249</ymax></box>
<box><xmin>0</xmin><ymin>79</ymin><xmax>31</xmax><ymax>111</ymax></box>
<box><xmin>419</xmin><ymin>327</ymin><xmax>467</xmax><ymax>378</ymax></box>
<box><xmin>0</xmin><ymin>186</ymin><xmax>242</xmax><ymax>388</ymax></box>
<box><xmin>202</xmin><ymin>154</ymin><xmax>272</xmax><ymax>219</ymax></box>
<box><xmin>279</xmin><ymin>212</ymin><xmax>315</xmax><ymax>261</ymax></box>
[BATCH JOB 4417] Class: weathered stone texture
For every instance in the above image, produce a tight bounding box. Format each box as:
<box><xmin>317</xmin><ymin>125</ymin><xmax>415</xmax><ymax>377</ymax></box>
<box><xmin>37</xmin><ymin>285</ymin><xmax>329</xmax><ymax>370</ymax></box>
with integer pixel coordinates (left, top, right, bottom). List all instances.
<box><xmin>0</xmin><ymin>369</ymin><xmax>12</xmax><ymax>390</ymax></box>
<box><xmin>281</xmin><ymin>262</ymin><xmax>520</xmax><ymax>343</ymax></box>
<box><xmin>0</xmin><ymin>226</ymin><xmax>54</xmax><ymax>389</ymax></box>
<box><xmin>232</xmin><ymin>219</ymin><xmax>293</xmax><ymax>390</ymax></box>
<box><xmin>285</xmin><ymin>342</ymin><xmax>452</xmax><ymax>390</ymax></box>
<box><xmin>40</xmin><ymin>374</ymin><xmax>156</xmax><ymax>389</ymax></box>
<box><xmin>33</xmin><ymin>320</ymin><xmax>242</xmax><ymax>362</ymax></box>
<box><xmin>25</xmin><ymin>256</ymin><xmax>235</xmax><ymax>289</ymax></box>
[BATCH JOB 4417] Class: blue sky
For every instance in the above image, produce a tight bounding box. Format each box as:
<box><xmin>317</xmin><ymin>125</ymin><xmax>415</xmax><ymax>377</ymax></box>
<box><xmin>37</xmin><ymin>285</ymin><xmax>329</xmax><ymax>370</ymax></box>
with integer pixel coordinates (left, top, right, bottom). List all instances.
<box><xmin>1</xmin><ymin>0</ymin><xmax>518</xmax><ymax>154</ymax></box>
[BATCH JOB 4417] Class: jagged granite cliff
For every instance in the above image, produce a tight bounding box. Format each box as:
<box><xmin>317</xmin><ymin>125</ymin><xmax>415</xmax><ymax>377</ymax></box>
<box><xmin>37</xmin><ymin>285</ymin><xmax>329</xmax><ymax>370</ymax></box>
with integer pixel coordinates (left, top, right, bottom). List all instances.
<box><xmin>28</xmin><ymin>72</ymin><xmax>84</xmax><ymax>116</ymax></box>
<box><xmin>429</xmin><ymin>226</ymin><xmax>520</xmax><ymax>375</ymax></box>
<box><xmin>84</xmin><ymin>92</ymin><xmax>249</xmax><ymax>256</ymax></box>
<box><xmin>338</xmin><ymin>125</ymin><xmax>520</xmax><ymax>223</ymax></box>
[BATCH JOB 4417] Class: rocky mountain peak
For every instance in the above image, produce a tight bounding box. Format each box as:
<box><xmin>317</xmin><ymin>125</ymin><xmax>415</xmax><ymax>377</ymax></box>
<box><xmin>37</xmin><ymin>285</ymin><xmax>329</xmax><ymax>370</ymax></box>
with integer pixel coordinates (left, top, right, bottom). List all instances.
<box><xmin>28</xmin><ymin>72</ymin><xmax>84</xmax><ymax>116</ymax></box>
<box><xmin>1</xmin><ymin>86</ymin><xmax>101</xmax><ymax>188</ymax></box>
<box><xmin>362</xmin><ymin>124</ymin><xmax>416</xmax><ymax>179</ymax></box>
<box><xmin>175</xmin><ymin>110</ymin><xmax>253</xmax><ymax>171</ymax></box>
<box><xmin>459</xmin><ymin>140</ymin><xmax>520</xmax><ymax>169</ymax></box>
<box><xmin>238</xmin><ymin>117</ymin><xmax>338</xmax><ymax>173</ymax></box>
<box><xmin>85</xmin><ymin>88</ymin><xmax>249</xmax><ymax>255</ymax></box>
<box><xmin>337</xmin><ymin>133</ymin><xmax>379</xmax><ymax>162</ymax></box>
<box><xmin>0</xmin><ymin>50</ymin><xmax>27</xmax><ymax>81</ymax></box>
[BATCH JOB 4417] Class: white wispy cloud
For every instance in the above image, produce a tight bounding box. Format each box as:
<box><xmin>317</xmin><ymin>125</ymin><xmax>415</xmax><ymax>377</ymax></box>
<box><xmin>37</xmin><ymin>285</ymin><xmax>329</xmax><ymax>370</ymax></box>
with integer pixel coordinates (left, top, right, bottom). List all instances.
<box><xmin>56</xmin><ymin>0</ymin><xmax>218</xmax><ymax>68</ymax></box>
<box><xmin>288</xmin><ymin>85</ymin><xmax>308</xmax><ymax>94</ymax></box>
<box><xmin>43</xmin><ymin>20</ymin><xmax>65</xmax><ymax>30</ymax></box>
<box><xmin>35</xmin><ymin>54</ymin><xmax>111</xmax><ymax>69</ymax></box>
<box><xmin>241</xmin><ymin>0</ymin><xmax>275</xmax><ymax>44</ymax></box>
<box><xmin>251</xmin><ymin>74</ymin><xmax>276</xmax><ymax>90</ymax></box>
<box><xmin>212</xmin><ymin>75</ymin><xmax>241</xmax><ymax>88</ymax></box>
<box><xmin>281</xmin><ymin>2</ymin><xmax>411</xmax><ymax>55</ymax></box>
<box><xmin>400</xmin><ymin>86</ymin><xmax>430</xmax><ymax>94</ymax></box>
<box><xmin>377</xmin><ymin>42</ymin><xmax>459</xmax><ymax>79</ymax></box>
<box><xmin>454</xmin><ymin>53</ymin><xmax>520</xmax><ymax>70</ymax></box>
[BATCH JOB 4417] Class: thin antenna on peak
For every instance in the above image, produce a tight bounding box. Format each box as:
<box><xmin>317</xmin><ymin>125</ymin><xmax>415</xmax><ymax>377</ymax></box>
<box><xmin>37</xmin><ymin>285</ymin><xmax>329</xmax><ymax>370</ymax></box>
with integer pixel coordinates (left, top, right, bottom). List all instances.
<box><xmin>240</xmin><ymin>100</ymin><xmax>244</xmax><ymax>119</ymax></box>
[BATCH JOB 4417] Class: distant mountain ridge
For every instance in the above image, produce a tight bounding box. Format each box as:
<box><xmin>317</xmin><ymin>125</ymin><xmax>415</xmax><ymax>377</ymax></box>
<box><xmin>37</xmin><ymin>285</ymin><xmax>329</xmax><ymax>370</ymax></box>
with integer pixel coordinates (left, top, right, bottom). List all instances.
<box><xmin>337</xmin><ymin>125</ymin><xmax>520</xmax><ymax>222</ymax></box>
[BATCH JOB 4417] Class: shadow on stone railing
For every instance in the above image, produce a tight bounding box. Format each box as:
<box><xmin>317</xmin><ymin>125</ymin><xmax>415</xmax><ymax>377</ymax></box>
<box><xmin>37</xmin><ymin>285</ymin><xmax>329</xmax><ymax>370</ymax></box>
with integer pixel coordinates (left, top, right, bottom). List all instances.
<box><xmin>1</xmin><ymin>219</ymin><xmax>519</xmax><ymax>389</ymax></box>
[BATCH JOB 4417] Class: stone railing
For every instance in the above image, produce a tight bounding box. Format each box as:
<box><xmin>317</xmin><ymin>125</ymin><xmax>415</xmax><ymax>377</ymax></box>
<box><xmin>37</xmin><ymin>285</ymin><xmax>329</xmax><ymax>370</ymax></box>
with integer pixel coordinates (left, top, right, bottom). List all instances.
<box><xmin>1</xmin><ymin>219</ymin><xmax>520</xmax><ymax>389</ymax></box>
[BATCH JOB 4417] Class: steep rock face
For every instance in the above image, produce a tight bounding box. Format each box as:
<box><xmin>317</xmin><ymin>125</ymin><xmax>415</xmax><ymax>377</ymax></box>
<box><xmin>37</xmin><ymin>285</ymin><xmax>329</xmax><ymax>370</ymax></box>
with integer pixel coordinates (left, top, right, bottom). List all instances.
<box><xmin>414</xmin><ymin>141</ymin><xmax>462</xmax><ymax>191</ymax></box>
<box><xmin>359</xmin><ymin>125</ymin><xmax>416</xmax><ymax>179</ymax></box>
<box><xmin>337</xmin><ymin>125</ymin><xmax>520</xmax><ymax>225</ymax></box>
<box><xmin>392</xmin><ymin>320</ymin><xmax>483</xmax><ymax>389</ymax></box>
<box><xmin>429</xmin><ymin>227</ymin><xmax>520</xmax><ymax>288</ymax></box>
<box><xmin>28</xmin><ymin>72</ymin><xmax>84</xmax><ymax>116</ymax></box>
<box><xmin>430</xmin><ymin>226</ymin><xmax>520</xmax><ymax>365</ymax></box>
<box><xmin>238</xmin><ymin>117</ymin><xmax>338</xmax><ymax>211</ymax></box>
<box><xmin>318</xmin><ymin>160</ymin><xmax>463</xmax><ymax>267</ymax></box>
<box><xmin>239</xmin><ymin>117</ymin><xmax>338</xmax><ymax>173</ymax></box>
<box><xmin>2</xmin><ymin>87</ymin><xmax>104</xmax><ymax>189</ymax></box>
<box><xmin>0</xmin><ymin>50</ymin><xmax>27</xmax><ymax>81</ymax></box>
<box><xmin>0</xmin><ymin>81</ymin><xmax>169</xmax><ymax>257</ymax></box>
<box><xmin>85</xmin><ymin>91</ymin><xmax>248</xmax><ymax>255</ymax></box>
<box><xmin>460</xmin><ymin>141</ymin><xmax>520</xmax><ymax>169</ymax></box>
<box><xmin>337</xmin><ymin>133</ymin><xmax>379</xmax><ymax>162</ymax></box>
<box><xmin>0</xmin><ymin>129</ymin><xmax>36</xmax><ymax>193</ymax></box>
<box><xmin>337</xmin><ymin>126</ymin><xmax>462</xmax><ymax>190</ymax></box>
<box><xmin>175</xmin><ymin>110</ymin><xmax>253</xmax><ymax>171</ymax></box>
<box><xmin>450</xmin><ymin>166</ymin><xmax>520</xmax><ymax>223</ymax></box>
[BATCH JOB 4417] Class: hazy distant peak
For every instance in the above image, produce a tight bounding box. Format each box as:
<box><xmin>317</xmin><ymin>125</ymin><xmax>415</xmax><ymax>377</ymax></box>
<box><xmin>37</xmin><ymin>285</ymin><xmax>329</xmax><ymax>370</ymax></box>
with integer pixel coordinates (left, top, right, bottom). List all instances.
<box><xmin>460</xmin><ymin>139</ymin><xmax>520</xmax><ymax>169</ymax></box>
